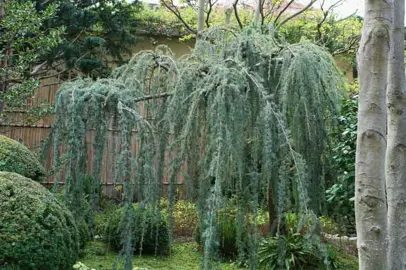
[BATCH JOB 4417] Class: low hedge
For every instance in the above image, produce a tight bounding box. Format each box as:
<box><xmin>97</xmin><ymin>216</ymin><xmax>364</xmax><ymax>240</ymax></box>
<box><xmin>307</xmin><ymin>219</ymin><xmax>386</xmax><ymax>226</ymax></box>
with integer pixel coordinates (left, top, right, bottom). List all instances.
<box><xmin>0</xmin><ymin>135</ymin><xmax>45</xmax><ymax>181</ymax></box>
<box><xmin>0</xmin><ymin>172</ymin><xmax>80</xmax><ymax>269</ymax></box>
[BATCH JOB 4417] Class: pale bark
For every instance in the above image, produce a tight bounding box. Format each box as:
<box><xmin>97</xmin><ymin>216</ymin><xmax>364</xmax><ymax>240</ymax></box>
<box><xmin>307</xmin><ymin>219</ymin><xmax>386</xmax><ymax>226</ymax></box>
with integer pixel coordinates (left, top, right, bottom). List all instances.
<box><xmin>254</xmin><ymin>0</ymin><xmax>261</xmax><ymax>22</ymax></box>
<box><xmin>355</xmin><ymin>0</ymin><xmax>391</xmax><ymax>269</ymax></box>
<box><xmin>225</xmin><ymin>6</ymin><xmax>232</xmax><ymax>25</ymax></box>
<box><xmin>197</xmin><ymin>0</ymin><xmax>205</xmax><ymax>34</ymax></box>
<box><xmin>386</xmin><ymin>0</ymin><xmax>406</xmax><ymax>268</ymax></box>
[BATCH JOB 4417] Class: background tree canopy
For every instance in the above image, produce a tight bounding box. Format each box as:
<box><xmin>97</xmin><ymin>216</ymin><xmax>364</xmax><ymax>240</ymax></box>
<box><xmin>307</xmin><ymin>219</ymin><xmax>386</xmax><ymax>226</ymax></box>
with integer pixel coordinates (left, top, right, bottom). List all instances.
<box><xmin>0</xmin><ymin>0</ymin><xmax>139</xmax><ymax>121</ymax></box>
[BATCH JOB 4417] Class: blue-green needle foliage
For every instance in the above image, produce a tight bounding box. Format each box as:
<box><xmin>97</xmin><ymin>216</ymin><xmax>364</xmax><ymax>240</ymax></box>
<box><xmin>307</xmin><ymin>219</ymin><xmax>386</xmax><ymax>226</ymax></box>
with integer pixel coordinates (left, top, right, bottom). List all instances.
<box><xmin>47</xmin><ymin>25</ymin><xmax>343</xmax><ymax>269</ymax></box>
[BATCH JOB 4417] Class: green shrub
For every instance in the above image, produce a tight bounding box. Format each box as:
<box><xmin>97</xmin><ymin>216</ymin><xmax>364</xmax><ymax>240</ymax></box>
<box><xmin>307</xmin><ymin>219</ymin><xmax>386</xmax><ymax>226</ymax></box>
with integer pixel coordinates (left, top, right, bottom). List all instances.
<box><xmin>284</xmin><ymin>213</ymin><xmax>340</xmax><ymax>235</ymax></box>
<box><xmin>319</xmin><ymin>216</ymin><xmax>341</xmax><ymax>235</ymax></box>
<box><xmin>0</xmin><ymin>135</ymin><xmax>45</xmax><ymax>181</ymax></box>
<box><xmin>258</xmin><ymin>233</ymin><xmax>339</xmax><ymax>269</ymax></box>
<box><xmin>103</xmin><ymin>204</ymin><xmax>170</xmax><ymax>255</ymax></box>
<box><xmin>196</xmin><ymin>200</ymin><xmax>268</xmax><ymax>259</ymax></box>
<box><xmin>77</xmin><ymin>218</ymin><xmax>91</xmax><ymax>249</ymax></box>
<box><xmin>327</xmin><ymin>87</ymin><xmax>358</xmax><ymax>235</ymax></box>
<box><xmin>160</xmin><ymin>199</ymin><xmax>199</xmax><ymax>238</ymax></box>
<box><xmin>0</xmin><ymin>172</ymin><xmax>79</xmax><ymax>269</ymax></box>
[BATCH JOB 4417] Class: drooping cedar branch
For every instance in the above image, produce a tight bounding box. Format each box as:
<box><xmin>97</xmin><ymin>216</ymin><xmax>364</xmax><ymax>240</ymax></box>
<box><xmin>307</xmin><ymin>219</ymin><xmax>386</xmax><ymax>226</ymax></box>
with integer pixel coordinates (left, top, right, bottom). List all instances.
<box><xmin>49</xmin><ymin>29</ymin><xmax>343</xmax><ymax>270</ymax></box>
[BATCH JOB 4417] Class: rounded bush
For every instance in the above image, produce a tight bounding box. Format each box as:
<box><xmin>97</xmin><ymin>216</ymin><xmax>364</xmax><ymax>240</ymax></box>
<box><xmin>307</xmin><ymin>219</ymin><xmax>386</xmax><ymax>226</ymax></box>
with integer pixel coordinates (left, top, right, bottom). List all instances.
<box><xmin>0</xmin><ymin>172</ymin><xmax>80</xmax><ymax>269</ymax></box>
<box><xmin>103</xmin><ymin>204</ymin><xmax>170</xmax><ymax>255</ymax></box>
<box><xmin>0</xmin><ymin>135</ymin><xmax>46</xmax><ymax>181</ymax></box>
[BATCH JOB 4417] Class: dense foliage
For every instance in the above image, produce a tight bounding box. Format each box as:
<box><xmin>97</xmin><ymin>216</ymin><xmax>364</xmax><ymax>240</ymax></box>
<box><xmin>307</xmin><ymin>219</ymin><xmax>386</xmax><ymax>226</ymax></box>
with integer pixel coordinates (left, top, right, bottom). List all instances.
<box><xmin>136</xmin><ymin>3</ymin><xmax>361</xmax><ymax>58</ymax></box>
<box><xmin>195</xmin><ymin>199</ymin><xmax>269</xmax><ymax>260</ymax></box>
<box><xmin>48</xmin><ymin>26</ymin><xmax>343</xmax><ymax>269</ymax></box>
<box><xmin>0</xmin><ymin>135</ymin><xmax>45</xmax><ymax>181</ymax></box>
<box><xmin>279</xmin><ymin>13</ymin><xmax>362</xmax><ymax>55</ymax></box>
<box><xmin>102</xmin><ymin>204</ymin><xmax>170</xmax><ymax>255</ymax></box>
<box><xmin>326</xmin><ymin>84</ymin><xmax>358</xmax><ymax>235</ymax></box>
<box><xmin>160</xmin><ymin>199</ymin><xmax>199</xmax><ymax>238</ymax></box>
<box><xmin>258</xmin><ymin>233</ymin><xmax>338</xmax><ymax>270</ymax></box>
<box><xmin>0</xmin><ymin>1</ymin><xmax>63</xmax><ymax>119</ymax></box>
<box><xmin>0</xmin><ymin>172</ymin><xmax>79</xmax><ymax>269</ymax></box>
<box><xmin>0</xmin><ymin>0</ymin><xmax>141</xmax><ymax>123</ymax></box>
<box><xmin>35</xmin><ymin>0</ymin><xmax>140</xmax><ymax>77</ymax></box>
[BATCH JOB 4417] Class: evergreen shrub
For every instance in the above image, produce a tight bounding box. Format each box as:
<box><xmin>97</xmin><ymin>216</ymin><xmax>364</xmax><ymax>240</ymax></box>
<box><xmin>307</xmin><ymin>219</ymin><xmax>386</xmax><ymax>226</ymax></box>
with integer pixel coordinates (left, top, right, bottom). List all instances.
<box><xmin>160</xmin><ymin>199</ymin><xmax>198</xmax><ymax>238</ymax></box>
<box><xmin>196</xmin><ymin>200</ymin><xmax>268</xmax><ymax>259</ymax></box>
<box><xmin>0</xmin><ymin>135</ymin><xmax>45</xmax><ymax>181</ymax></box>
<box><xmin>103</xmin><ymin>204</ymin><xmax>170</xmax><ymax>255</ymax></box>
<box><xmin>0</xmin><ymin>172</ymin><xmax>79</xmax><ymax>269</ymax></box>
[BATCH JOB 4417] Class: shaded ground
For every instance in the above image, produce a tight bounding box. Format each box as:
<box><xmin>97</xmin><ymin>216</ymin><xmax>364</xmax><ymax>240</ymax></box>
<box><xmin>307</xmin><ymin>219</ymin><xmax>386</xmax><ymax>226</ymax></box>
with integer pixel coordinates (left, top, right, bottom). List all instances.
<box><xmin>80</xmin><ymin>241</ymin><xmax>358</xmax><ymax>270</ymax></box>
<box><xmin>80</xmin><ymin>241</ymin><xmax>240</xmax><ymax>270</ymax></box>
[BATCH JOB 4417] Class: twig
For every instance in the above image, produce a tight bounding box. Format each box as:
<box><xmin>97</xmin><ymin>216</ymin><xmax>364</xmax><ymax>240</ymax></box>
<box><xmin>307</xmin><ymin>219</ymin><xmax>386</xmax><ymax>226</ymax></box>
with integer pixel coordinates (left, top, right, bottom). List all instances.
<box><xmin>160</xmin><ymin>0</ymin><xmax>197</xmax><ymax>34</ymax></box>
<box><xmin>133</xmin><ymin>92</ymin><xmax>172</xmax><ymax>103</ymax></box>
<box><xmin>232</xmin><ymin>0</ymin><xmax>243</xmax><ymax>29</ymax></box>
<box><xmin>275</xmin><ymin>0</ymin><xmax>317</xmax><ymax>30</ymax></box>
<box><xmin>273</xmin><ymin>0</ymin><xmax>295</xmax><ymax>25</ymax></box>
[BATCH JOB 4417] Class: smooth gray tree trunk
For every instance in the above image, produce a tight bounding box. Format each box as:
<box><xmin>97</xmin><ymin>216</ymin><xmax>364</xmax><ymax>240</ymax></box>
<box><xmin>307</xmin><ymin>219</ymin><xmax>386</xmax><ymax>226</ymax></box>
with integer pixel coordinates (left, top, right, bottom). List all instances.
<box><xmin>254</xmin><ymin>0</ymin><xmax>261</xmax><ymax>22</ymax></box>
<box><xmin>386</xmin><ymin>0</ymin><xmax>406</xmax><ymax>268</ymax></box>
<box><xmin>197</xmin><ymin>0</ymin><xmax>205</xmax><ymax>35</ymax></box>
<box><xmin>355</xmin><ymin>1</ymin><xmax>391</xmax><ymax>269</ymax></box>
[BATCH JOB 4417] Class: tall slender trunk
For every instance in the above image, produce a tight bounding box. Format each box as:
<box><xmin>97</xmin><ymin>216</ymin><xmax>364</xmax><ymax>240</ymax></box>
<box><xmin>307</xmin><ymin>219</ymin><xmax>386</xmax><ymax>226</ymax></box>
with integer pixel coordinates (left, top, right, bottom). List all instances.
<box><xmin>355</xmin><ymin>1</ymin><xmax>391</xmax><ymax>269</ymax></box>
<box><xmin>254</xmin><ymin>0</ymin><xmax>261</xmax><ymax>23</ymax></box>
<box><xmin>197</xmin><ymin>0</ymin><xmax>205</xmax><ymax>35</ymax></box>
<box><xmin>386</xmin><ymin>0</ymin><xmax>406</xmax><ymax>268</ymax></box>
<box><xmin>225</xmin><ymin>7</ymin><xmax>232</xmax><ymax>25</ymax></box>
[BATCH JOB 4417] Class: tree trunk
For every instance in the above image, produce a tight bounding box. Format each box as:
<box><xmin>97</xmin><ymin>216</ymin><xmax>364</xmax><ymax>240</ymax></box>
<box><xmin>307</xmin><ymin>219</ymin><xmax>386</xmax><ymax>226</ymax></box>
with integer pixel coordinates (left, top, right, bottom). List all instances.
<box><xmin>254</xmin><ymin>0</ymin><xmax>261</xmax><ymax>23</ymax></box>
<box><xmin>225</xmin><ymin>7</ymin><xmax>232</xmax><ymax>25</ymax></box>
<box><xmin>355</xmin><ymin>1</ymin><xmax>391</xmax><ymax>269</ymax></box>
<box><xmin>386</xmin><ymin>0</ymin><xmax>406</xmax><ymax>268</ymax></box>
<box><xmin>197</xmin><ymin>0</ymin><xmax>205</xmax><ymax>35</ymax></box>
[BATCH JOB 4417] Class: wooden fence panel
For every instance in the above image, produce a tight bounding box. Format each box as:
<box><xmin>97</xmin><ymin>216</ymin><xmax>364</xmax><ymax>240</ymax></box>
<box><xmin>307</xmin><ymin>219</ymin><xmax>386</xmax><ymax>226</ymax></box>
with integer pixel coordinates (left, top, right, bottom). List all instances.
<box><xmin>0</xmin><ymin>82</ymin><xmax>186</xmax><ymax>199</ymax></box>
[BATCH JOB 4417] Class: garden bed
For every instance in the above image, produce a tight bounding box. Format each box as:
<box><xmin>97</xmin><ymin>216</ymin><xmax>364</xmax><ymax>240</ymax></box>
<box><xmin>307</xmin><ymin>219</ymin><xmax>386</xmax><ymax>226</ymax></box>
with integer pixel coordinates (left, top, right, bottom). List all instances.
<box><xmin>78</xmin><ymin>240</ymin><xmax>358</xmax><ymax>270</ymax></box>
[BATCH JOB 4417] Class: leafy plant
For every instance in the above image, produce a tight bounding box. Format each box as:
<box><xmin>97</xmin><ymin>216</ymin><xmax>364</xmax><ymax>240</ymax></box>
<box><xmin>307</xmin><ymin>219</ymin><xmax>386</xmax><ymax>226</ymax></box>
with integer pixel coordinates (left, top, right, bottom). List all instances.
<box><xmin>326</xmin><ymin>83</ymin><xmax>358</xmax><ymax>235</ymax></box>
<box><xmin>161</xmin><ymin>199</ymin><xmax>199</xmax><ymax>238</ymax></box>
<box><xmin>0</xmin><ymin>172</ymin><xmax>79</xmax><ymax>269</ymax></box>
<box><xmin>319</xmin><ymin>216</ymin><xmax>341</xmax><ymax>236</ymax></box>
<box><xmin>259</xmin><ymin>233</ymin><xmax>320</xmax><ymax>270</ymax></box>
<box><xmin>196</xmin><ymin>199</ymin><xmax>269</xmax><ymax>260</ymax></box>
<box><xmin>103</xmin><ymin>204</ymin><xmax>170</xmax><ymax>255</ymax></box>
<box><xmin>0</xmin><ymin>135</ymin><xmax>45</xmax><ymax>181</ymax></box>
<box><xmin>258</xmin><ymin>233</ymin><xmax>339</xmax><ymax>270</ymax></box>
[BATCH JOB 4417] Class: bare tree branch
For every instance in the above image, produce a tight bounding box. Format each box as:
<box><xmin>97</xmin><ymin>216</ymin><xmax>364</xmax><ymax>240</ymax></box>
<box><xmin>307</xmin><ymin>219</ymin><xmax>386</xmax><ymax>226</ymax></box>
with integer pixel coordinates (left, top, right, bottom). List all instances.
<box><xmin>160</xmin><ymin>0</ymin><xmax>197</xmax><ymax>34</ymax></box>
<box><xmin>205</xmin><ymin>0</ymin><xmax>218</xmax><ymax>28</ymax></box>
<box><xmin>233</xmin><ymin>0</ymin><xmax>243</xmax><ymax>29</ymax></box>
<box><xmin>273</xmin><ymin>0</ymin><xmax>295</xmax><ymax>25</ymax></box>
<box><xmin>332</xmin><ymin>35</ymin><xmax>360</xmax><ymax>56</ymax></box>
<box><xmin>275</xmin><ymin>0</ymin><xmax>317</xmax><ymax>30</ymax></box>
<box><xmin>134</xmin><ymin>92</ymin><xmax>172</xmax><ymax>103</ymax></box>
<box><xmin>335</xmin><ymin>11</ymin><xmax>358</xmax><ymax>23</ymax></box>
